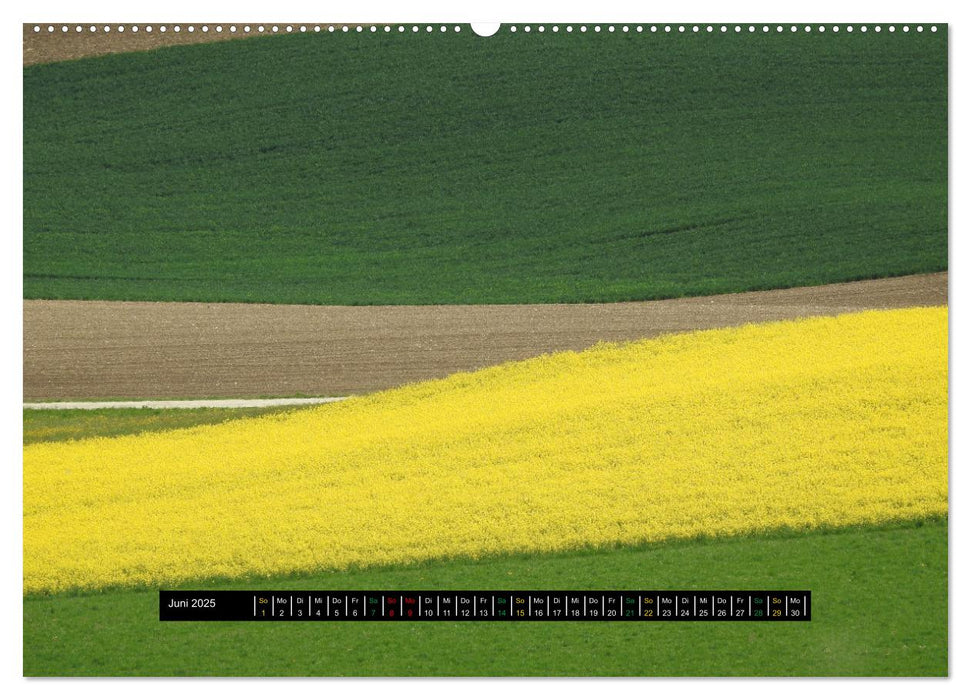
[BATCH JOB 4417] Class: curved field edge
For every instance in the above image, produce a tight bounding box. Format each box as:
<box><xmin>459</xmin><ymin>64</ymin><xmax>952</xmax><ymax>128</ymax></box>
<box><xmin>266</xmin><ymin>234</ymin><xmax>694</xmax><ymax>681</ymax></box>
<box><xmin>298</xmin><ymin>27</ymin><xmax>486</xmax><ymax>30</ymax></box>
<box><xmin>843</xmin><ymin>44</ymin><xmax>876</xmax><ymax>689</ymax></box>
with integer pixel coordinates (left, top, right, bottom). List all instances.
<box><xmin>21</xmin><ymin>270</ymin><xmax>948</xmax><ymax>439</ymax></box>
<box><xmin>23</xmin><ymin>405</ymin><xmax>317</xmax><ymax>445</ymax></box>
<box><xmin>23</xmin><ymin>307</ymin><xmax>948</xmax><ymax>594</ymax></box>
<box><xmin>24</xmin><ymin>515</ymin><xmax>945</xmax><ymax>599</ymax></box>
<box><xmin>24</xmin><ymin>30</ymin><xmax>946</xmax><ymax>306</ymax></box>
<box><xmin>22</xmin><ymin>272</ymin><xmax>949</xmax><ymax>403</ymax></box>
<box><xmin>23</xmin><ymin>22</ymin><xmax>270</xmax><ymax>67</ymax></box>
<box><xmin>23</xmin><ymin>518</ymin><xmax>947</xmax><ymax>676</ymax></box>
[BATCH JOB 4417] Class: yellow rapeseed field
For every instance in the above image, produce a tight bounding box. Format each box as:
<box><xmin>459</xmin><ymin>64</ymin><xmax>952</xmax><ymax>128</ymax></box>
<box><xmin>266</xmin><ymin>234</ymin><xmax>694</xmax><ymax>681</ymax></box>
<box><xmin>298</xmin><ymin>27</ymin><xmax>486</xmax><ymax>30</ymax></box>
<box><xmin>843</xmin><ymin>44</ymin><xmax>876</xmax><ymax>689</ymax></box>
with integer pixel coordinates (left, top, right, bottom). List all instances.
<box><xmin>23</xmin><ymin>307</ymin><xmax>948</xmax><ymax>594</ymax></box>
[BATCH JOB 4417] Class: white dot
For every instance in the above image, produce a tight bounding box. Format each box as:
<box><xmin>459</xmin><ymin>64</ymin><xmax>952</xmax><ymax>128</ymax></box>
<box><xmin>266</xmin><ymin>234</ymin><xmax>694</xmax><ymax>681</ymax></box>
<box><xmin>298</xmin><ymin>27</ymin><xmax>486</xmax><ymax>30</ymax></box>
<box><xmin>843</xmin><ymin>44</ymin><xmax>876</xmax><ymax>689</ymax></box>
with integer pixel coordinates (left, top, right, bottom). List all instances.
<box><xmin>188</xmin><ymin>26</ymin><xmax>195</xmax><ymax>33</ymax></box>
<box><xmin>594</xmin><ymin>26</ymin><xmax>601</xmax><ymax>32</ymax></box>
<box><xmin>720</xmin><ymin>26</ymin><xmax>726</xmax><ymax>32</ymax></box>
<box><xmin>847</xmin><ymin>26</ymin><xmax>853</xmax><ymax>32</ymax></box>
<box><xmin>412</xmin><ymin>26</ymin><xmax>418</xmax><ymax>32</ymax></box>
<box><xmin>440</xmin><ymin>26</ymin><xmax>446</xmax><ymax>32</ymax></box>
<box><xmin>202</xmin><ymin>26</ymin><xmax>209</xmax><ymax>33</ymax></box>
<box><xmin>356</xmin><ymin>26</ymin><xmax>363</xmax><ymax>32</ymax></box>
<box><xmin>623</xmin><ymin>25</ymin><xmax>629</xmax><ymax>32</ymax></box>
<box><xmin>763</xmin><ymin>25</ymin><xmax>769</xmax><ymax>32</ymax></box>
<box><xmin>468</xmin><ymin>23</ymin><xmax>502</xmax><ymax>37</ymax></box>
<box><xmin>665</xmin><ymin>26</ymin><xmax>671</xmax><ymax>33</ymax></box>
<box><xmin>160</xmin><ymin>26</ymin><xmax>166</xmax><ymax>32</ymax></box>
<box><xmin>567</xmin><ymin>26</ymin><xmax>572</xmax><ymax>32</ymax></box>
<box><xmin>875</xmin><ymin>26</ymin><xmax>882</xmax><ymax>32</ymax></box>
<box><xmin>32</xmin><ymin>25</ymin><xmax>39</xmax><ymax>32</ymax></box>
<box><xmin>861</xmin><ymin>26</ymin><xmax>868</xmax><ymax>32</ymax></box>
<box><xmin>748</xmin><ymin>25</ymin><xmax>755</xmax><ymax>32</ymax></box>
<box><xmin>918</xmin><ymin>26</ymin><xmax>924</xmax><ymax>32</ymax></box>
<box><xmin>259</xmin><ymin>26</ymin><xmax>265</xmax><ymax>33</ymax></box>
<box><xmin>145</xmin><ymin>25</ymin><xmax>152</xmax><ymax>32</ymax></box>
<box><xmin>75</xmin><ymin>25</ymin><xmax>82</xmax><ymax>32</ymax></box>
<box><xmin>425</xmin><ymin>26</ymin><xmax>432</xmax><ymax>32</ymax></box>
<box><xmin>172</xmin><ymin>26</ymin><xmax>178</xmax><ymax>33</ymax></box>
<box><xmin>115</xmin><ymin>26</ymin><xmax>122</xmax><ymax>33</ymax></box>
<box><xmin>105</xmin><ymin>25</ymin><xmax>112</xmax><ymax>32</ymax></box>
<box><xmin>300</xmin><ymin>26</ymin><xmax>306</xmax><ymax>33</ymax></box>
<box><xmin>609</xmin><ymin>26</ymin><xmax>615</xmax><ymax>33</ymax></box>
<box><xmin>455</xmin><ymin>26</ymin><xmax>461</xmax><ymax>32</ymax></box>
<box><xmin>525</xmin><ymin>25</ymin><xmax>532</xmax><ymax>33</ymax></box>
<box><xmin>692</xmin><ymin>26</ymin><xmax>698</xmax><ymax>33</ymax></box>
<box><xmin>734</xmin><ymin>26</ymin><xmax>741</xmax><ymax>33</ymax></box>
<box><xmin>272</xmin><ymin>26</ymin><xmax>279</xmax><ymax>33</ymax></box>
<box><xmin>932</xmin><ymin>26</ymin><xmax>938</xmax><ymax>32</ymax></box>
<box><xmin>131</xmin><ymin>25</ymin><xmax>138</xmax><ymax>33</ymax></box>
<box><xmin>833</xmin><ymin>26</ymin><xmax>839</xmax><ymax>33</ymax></box>
<box><xmin>581</xmin><ymin>26</ymin><xmax>587</xmax><ymax>32</ymax></box>
<box><xmin>904</xmin><ymin>26</ymin><xmax>910</xmax><ymax>32</ymax></box>
<box><xmin>287</xmin><ymin>25</ymin><xmax>293</xmax><ymax>32</ymax></box>
<box><xmin>677</xmin><ymin>26</ymin><xmax>684</xmax><ymax>33</ymax></box>
<box><xmin>889</xmin><ymin>26</ymin><xmax>896</xmax><ymax>32</ymax></box>
<box><xmin>539</xmin><ymin>26</ymin><xmax>545</xmax><ymax>32</ymax></box>
<box><xmin>707</xmin><ymin>26</ymin><xmax>713</xmax><ymax>32</ymax></box>
<box><xmin>245</xmin><ymin>25</ymin><xmax>251</xmax><ymax>32</ymax></box>
<box><xmin>553</xmin><ymin>26</ymin><xmax>560</xmax><ymax>32</ymax></box>
<box><xmin>819</xmin><ymin>25</ymin><xmax>826</xmax><ymax>32</ymax></box>
<box><xmin>90</xmin><ymin>25</ymin><xmax>97</xmax><ymax>32</ymax></box>
<box><xmin>777</xmin><ymin>26</ymin><xmax>783</xmax><ymax>32</ymax></box>
<box><xmin>342</xmin><ymin>26</ymin><xmax>349</xmax><ymax>33</ymax></box>
<box><xmin>47</xmin><ymin>26</ymin><xmax>54</xmax><ymax>32</ymax></box>
<box><xmin>397</xmin><ymin>26</ymin><xmax>403</xmax><ymax>32</ymax></box>
<box><xmin>651</xmin><ymin>26</ymin><xmax>657</xmax><ymax>33</ymax></box>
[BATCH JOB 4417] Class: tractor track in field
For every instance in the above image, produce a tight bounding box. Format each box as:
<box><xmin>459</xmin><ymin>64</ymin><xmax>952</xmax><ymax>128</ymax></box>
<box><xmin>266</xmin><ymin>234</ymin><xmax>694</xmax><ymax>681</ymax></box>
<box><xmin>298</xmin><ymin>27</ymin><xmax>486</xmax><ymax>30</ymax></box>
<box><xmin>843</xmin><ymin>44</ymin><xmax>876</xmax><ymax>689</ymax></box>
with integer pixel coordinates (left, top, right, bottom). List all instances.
<box><xmin>23</xmin><ymin>272</ymin><xmax>947</xmax><ymax>402</ymax></box>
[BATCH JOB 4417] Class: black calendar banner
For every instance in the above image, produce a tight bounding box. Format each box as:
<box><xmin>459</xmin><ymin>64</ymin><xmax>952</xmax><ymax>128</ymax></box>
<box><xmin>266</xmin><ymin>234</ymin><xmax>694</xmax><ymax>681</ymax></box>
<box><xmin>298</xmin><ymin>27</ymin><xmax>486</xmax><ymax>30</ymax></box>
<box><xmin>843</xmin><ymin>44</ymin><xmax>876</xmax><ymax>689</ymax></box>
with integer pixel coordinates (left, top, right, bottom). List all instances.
<box><xmin>160</xmin><ymin>590</ymin><xmax>811</xmax><ymax>622</ymax></box>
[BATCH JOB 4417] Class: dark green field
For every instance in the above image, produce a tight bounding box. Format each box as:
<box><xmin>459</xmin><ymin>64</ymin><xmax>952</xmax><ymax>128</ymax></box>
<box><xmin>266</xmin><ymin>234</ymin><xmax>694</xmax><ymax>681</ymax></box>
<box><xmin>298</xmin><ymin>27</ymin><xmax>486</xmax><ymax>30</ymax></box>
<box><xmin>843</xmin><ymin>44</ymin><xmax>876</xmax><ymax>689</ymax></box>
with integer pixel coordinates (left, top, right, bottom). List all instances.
<box><xmin>24</xmin><ymin>29</ymin><xmax>946</xmax><ymax>305</ymax></box>
<box><xmin>23</xmin><ymin>518</ymin><xmax>946</xmax><ymax>676</ymax></box>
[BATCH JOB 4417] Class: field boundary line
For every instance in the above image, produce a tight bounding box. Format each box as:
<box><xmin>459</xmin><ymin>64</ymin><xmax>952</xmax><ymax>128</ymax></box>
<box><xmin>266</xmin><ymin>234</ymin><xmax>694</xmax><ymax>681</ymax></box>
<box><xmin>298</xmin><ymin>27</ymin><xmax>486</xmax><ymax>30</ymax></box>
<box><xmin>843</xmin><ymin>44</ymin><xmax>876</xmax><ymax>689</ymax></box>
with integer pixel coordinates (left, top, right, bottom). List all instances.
<box><xmin>23</xmin><ymin>397</ymin><xmax>349</xmax><ymax>410</ymax></box>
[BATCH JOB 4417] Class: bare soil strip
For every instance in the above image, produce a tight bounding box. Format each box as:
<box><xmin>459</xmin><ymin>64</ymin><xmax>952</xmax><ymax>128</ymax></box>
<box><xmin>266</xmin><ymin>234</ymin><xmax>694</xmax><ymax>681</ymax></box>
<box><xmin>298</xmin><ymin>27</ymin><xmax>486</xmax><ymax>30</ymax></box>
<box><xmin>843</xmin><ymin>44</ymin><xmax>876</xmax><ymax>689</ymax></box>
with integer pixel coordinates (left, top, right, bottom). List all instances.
<box><xmin>23</xmin><ymin>23</ymin><xmax>285</xmax><ymax>66</ymax></box>
<box><xmin>23</xmin><ymin>272</ymin><xmax>947</xmax><ymax>402</ymax></box>
<box><xmin>23</xmin><ymin>397</ymin><xmax>346</xmax><ymax>410</ymax></box>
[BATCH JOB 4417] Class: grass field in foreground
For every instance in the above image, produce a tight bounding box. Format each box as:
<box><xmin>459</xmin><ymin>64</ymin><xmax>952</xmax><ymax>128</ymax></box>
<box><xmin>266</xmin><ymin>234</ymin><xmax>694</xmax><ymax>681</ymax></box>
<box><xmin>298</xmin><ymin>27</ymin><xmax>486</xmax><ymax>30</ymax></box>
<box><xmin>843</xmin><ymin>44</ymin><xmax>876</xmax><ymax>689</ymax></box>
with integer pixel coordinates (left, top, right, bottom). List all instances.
<box><xmin>23</xmin><ymin>308</ymin><xmax>947</xmax><ymax>594</ymax></box>
<box><xmin>22</xmin><ymin>406</ymin><xmax>315</xmax><ymax>445</ymax></box>
<box><xmin>23</xmin><ymin>519</ymin><xmax>947</xmax><ymax>676</ymax></box>
<box><xmin>24</xmin><ymin>30</ymin><xmax>946</xmax><ymax>305</ymax></box>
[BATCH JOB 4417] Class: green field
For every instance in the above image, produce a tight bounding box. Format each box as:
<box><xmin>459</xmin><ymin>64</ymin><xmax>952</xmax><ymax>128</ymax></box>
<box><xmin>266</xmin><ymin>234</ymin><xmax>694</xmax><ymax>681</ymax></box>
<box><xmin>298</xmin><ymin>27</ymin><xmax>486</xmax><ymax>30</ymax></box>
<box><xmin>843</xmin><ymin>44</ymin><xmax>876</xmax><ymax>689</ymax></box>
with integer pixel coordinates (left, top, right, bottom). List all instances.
<box><xmin>23</xmin><ymin>518</ymin><xmax>946</xmax><ymax>676</ymax></box>
<box><xmin>23</xmin><ymin>406</ymin><xmax>314</xmax><ymax>445</ymax></box>
<box><xmin>24</xmin><ymin>29</ymin><xmax>946</xmax><ymax>305</ymax></box>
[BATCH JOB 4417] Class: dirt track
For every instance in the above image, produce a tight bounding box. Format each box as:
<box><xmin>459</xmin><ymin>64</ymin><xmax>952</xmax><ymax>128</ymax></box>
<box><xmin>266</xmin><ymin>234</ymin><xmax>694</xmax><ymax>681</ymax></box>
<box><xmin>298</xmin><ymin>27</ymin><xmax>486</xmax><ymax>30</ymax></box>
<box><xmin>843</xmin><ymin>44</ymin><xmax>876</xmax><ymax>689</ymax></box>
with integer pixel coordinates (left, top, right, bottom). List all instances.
<box><xmin>22</xmin><ymin>273</ymin><xmax>947</xmax><ymax>401</ymax></box>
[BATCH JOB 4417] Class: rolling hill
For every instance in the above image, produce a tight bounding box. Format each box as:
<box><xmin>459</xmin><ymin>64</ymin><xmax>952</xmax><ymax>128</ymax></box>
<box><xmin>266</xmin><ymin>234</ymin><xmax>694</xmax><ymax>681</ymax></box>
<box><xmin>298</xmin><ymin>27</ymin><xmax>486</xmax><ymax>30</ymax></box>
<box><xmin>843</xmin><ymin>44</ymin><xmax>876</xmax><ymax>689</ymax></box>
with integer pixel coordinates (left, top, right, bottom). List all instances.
<box><xmin>24</xmin><ymin>29</ymin><xmax>947</xmax><ymax>305</ymax></box>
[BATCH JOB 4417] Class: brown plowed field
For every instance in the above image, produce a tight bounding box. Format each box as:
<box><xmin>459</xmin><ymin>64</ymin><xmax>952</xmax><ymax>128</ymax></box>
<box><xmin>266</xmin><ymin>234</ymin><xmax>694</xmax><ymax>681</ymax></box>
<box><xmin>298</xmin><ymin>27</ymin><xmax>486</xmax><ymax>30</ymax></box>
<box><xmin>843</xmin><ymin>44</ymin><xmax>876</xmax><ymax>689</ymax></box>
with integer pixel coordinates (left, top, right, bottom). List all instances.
<box><xmin>22</xmin><ymin>272</ymin><xmax>947</xmax><ymax>401</ymax></box>
<box><xmin>23</xmin><ymin>23</ymin><xmax>304</xmax><ymax>65</ymax></box>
